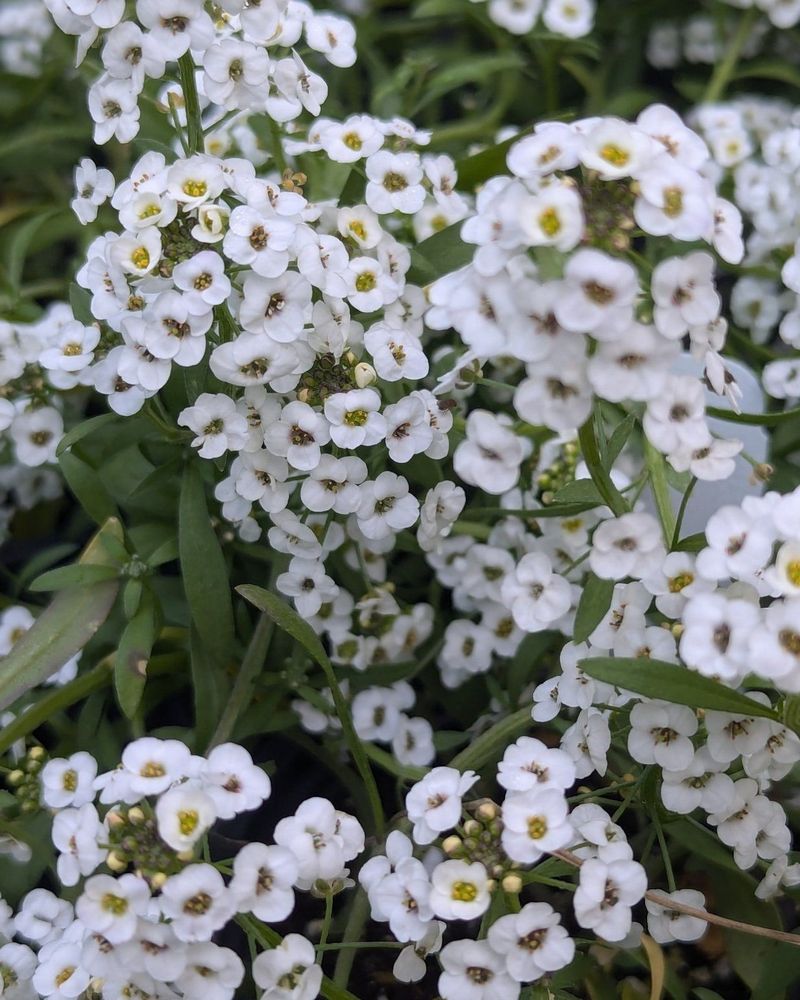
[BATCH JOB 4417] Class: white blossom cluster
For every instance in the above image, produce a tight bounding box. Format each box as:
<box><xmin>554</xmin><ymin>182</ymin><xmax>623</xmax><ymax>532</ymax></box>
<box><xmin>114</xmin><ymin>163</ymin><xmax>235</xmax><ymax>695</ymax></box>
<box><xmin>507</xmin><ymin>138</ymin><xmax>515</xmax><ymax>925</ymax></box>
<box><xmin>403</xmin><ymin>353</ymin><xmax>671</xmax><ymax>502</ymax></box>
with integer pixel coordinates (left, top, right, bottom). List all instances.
<box><xmin>43</xmin><ymin>0</ymin><xmax>356</xmax><ymax>146</ymax></box>
<box><xmin>467</xmin><ymin>0</ymin><xmax>595</xmax><ymax>38</ymax></box>
<box><xmin>0</xmin><ymin>736</ymin><xmax>367</xmax><ymax>1000</ymax></box>
<box><xmin>0</xmin><ymin>0</ymin><xmax>54</xmax><ymax>74</ymax></box>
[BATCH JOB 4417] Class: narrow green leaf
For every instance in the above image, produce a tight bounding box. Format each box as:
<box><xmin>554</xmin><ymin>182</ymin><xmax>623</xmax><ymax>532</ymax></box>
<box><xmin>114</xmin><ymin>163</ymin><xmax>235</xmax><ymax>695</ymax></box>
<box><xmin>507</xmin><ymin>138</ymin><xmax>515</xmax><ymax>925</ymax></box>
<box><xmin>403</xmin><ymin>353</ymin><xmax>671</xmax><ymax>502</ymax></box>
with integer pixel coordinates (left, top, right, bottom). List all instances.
<box><xmin>455</xmin><ymin>129</ymin><xmax>531</xmax><ymax>191</ymax></box>
<box><xmin>68</xmin><ymin>283</ymin><xmax>94</xmax><ymax>326</ymax></box>
<box><xmin>0</xmin><ymin>519</ymin><xmax>124</xmax><ymax>712</ymax></box>
<box><xmin>674</xmin><ymin>532</ymin><xmax>706</xmax><ymax>553</ymax></box>
<box><xmin>59</xmin><ymin>451</ymin><xmax>119</xmax><ymax>525</ymax></box>
<box><xmin>552</xmin><ymin>479</ymin><xmax>604</xmax><ymax>506</ymax></box>
<box><xmin>706</xmin><ymin>403</ymin><xmax>800</xmax><ymax>426</ymax></box>
<box><xmin>449</xmin><ymin>706</ymin><xmax>532</xmax><ymax>773</ymax></box>
<box><xmin>28</xmin><ymin>564</ymin><xmax>120</xmax><ymax>593</ymax></box>
<box><xmin>644</xmin><ymin>439</ymin><xmax>677</xmax><ymax>545</ymax></box>
<box><xmin>114</xmin><ymin>593</ymin><xmax>159</xmax><ymax>718</ymax></box>
<box><xmin>408</xmin><ymin>222</ymin><xmax>472</xmax><ymax>283</ymax></box>
<box><xmin>577</xmin><ymin>417</ymin><xmax>629</xmax><ymax>517</ymax></box>
<box><xmin>190</xmin><ymin>625</ymin><xmax>222</xmax><ymax>751</ymax></box>
<box><xmin>413</xmin><ymin>52</ymin><xmax>525</xmax><ymax>113</ymax></box>
<box><xmin>178</xmin><ymin>464</ymin><xmax>234</xmax><ymax>669</ymax></box>
<box><xmin>7</xmin><ymin>209</ymin><xmax>59</xmax><ymax>290</ymax></box>
<box><xmin>606</xmin><ymin>412</ymin><xmax>637</xmax><ymax>467</ymax></box>
<box><xmin>578</xmin><ymin>657</ymin><xmax>780</xmax><ymax>721</ymax></box>
<box><xmin>56</xmin><ymin>413</ymin><xmax>118</xmax><ymax>457</ymax></box>
<box><xmin>573</xmin><ymin>573</ymin><xmax>615</xmax><ymax>645</ymax></box>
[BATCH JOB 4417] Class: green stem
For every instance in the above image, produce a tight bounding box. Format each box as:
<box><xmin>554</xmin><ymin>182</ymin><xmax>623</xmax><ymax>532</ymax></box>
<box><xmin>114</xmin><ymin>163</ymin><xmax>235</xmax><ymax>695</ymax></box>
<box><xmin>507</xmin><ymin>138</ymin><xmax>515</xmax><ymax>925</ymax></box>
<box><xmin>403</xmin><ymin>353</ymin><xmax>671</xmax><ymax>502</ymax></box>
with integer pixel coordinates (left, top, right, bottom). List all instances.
<box><xmin>178</xmin><ymin>53</ymin><xmax>204</xmax><ymax>156</ymax></box>
<box><xmin>268</xmin><ymin>116</ymin><xmax>288</xmax><ymax>175</ymax></box>
<box><xmin>577</xmin><ymin>417</ymin><xmax>629</xmax><ymax>518</ymax></box>
<box><xmin>702</xmin><ymin>7</ymin><xmax>758</xmax><ymax>104</ymax></box>
<box><xmin>707</xmin><ymin>403</ymin><xmax>800</xmax><ymax>426</ymax></box>
<box><xmin>321</xmin><ymin>941</ymin><xmax>403</xmax><ymax>952</ymax></box>
<box><xmin>317</xmin><ymin>894</ymin><xmax>334</xmax><ymax>959</ymax></box>
<box><xmin>654</xmin><ymin>814</ymin><xmax>676</xmax><ymax>892</ymax></box>
<box><xmin>206</xmin><ymin>612</ymin><xmax>274</xmax><ymax>751</ymax></box>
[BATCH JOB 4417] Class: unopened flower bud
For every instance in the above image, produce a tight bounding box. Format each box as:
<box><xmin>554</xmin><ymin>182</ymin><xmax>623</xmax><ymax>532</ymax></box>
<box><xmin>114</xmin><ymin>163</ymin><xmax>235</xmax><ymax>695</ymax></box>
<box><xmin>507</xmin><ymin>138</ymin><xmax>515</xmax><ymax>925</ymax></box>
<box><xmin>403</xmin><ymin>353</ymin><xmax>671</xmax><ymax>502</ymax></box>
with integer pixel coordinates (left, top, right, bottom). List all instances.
<box><xmin>28</xmin><ymin>746</ymin><xmax>46</xmax><ymax>761</ymax></box>
<box><xmin>442</xmin><ymin>835</ymin><xmax>462</xmax><ymax>855</ymax></box>
<box><xmin>463</xmin><ymin>819</ymin><xmax>481</xmax><ymax>837</ymax></box>
<box><xmin>106</xmin><ymin>810</ymin><xmax>125</xmax><ymax>828</ymax></box>
<box><xmin>502</xmin><ymin>873</ymin><xmax>523</xmax><ymax>894</ymax></box>
<box><xmin>106</xmin><ymin>851</ymin><xmax>127</xmax><ymax>872</ymax></box>
<box><xmin>150</xmin><ymin>872</ymin><xmax>168</xmax><ymax>890</ymax></box>
<box><xmin>7</xmin><ymin>769</ymin><xmax>25</xmax><ymax>786</ymax></box>
<box><xmin>354</xmin><ymin>362</ymin><xmax>377</xmax><ymax>388</ymax></box>
<box><xmin>177</xmin><ymin>849</ymin><xmax>195</xmax><ymax>863</ymax></box>
<box><xmin>128</xmin><ymin>807</ymin><xmax>146</xmax><ymax>825</ymax></box>
<box><xmin>477</xmin><ymin>801</ymin><xmax>497</xmax><ymax>822</ymax></box>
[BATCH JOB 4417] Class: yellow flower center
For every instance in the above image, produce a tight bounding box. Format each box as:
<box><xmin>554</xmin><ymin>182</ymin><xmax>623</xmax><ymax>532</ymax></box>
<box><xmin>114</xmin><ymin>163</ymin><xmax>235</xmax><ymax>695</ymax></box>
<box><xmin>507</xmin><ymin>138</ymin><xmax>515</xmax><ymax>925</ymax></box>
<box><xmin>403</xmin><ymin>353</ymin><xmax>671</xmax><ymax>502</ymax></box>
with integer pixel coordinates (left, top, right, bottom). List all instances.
<box><xmin>599</xmin><ymin>143</ymin><xmax>630</xmax><ymax>167</ymax></box>
<box><xmin>527</xmin><ymin>816</ymin><xmax>548</xmax><ymax>840</ymax></box>
<box><xmin>668</xmin><ymin>571</ymin><xmax>694</xmax><ymax>593</ymax></box>
<box><xmin>451</xmin><ymin>880</ymin><xmax>478</xmax><ymax>902</ymax></box>
<box><xmin>784</xmin><ymin>559</ymin><xmax>800</xmax><ymax>587</ymax></box>
<box><xmin>355</xmin><ymin>272</ymin><xmax>376</xmax><ymax>293</ymax></box>
<box><xmin>102</xmin><ymin>893</ymin><xmax>129</xmax><ymax>915</ymax></box>
<box><xmin>183</xmin><ymin>179</ymin><xmax>208</xmax><ymax>198</ymax></box>
<box><xmin>663</xmin><ymin>186</ymin><xmax>683</xmax><ymax>217</ymax></box>
<box><xmin>131</xmin><ymin>247</ymin><xmax>150</xmax><ymax>270</ymax></box>
<box><xmin>538</xmin><ymin>207</ymin><xmax>562</xmax><ymax>237</ymax></box>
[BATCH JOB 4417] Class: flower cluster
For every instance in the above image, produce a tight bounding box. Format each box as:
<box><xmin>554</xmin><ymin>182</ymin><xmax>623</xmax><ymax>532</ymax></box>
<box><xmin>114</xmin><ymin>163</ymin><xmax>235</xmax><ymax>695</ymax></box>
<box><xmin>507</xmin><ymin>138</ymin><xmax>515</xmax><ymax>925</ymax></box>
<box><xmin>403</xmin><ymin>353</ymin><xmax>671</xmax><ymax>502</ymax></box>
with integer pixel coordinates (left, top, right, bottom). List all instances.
<box><xmin>0</xmin><ymin>736</ymin><xmax>368</xmax><ymax>1000</ymax></box>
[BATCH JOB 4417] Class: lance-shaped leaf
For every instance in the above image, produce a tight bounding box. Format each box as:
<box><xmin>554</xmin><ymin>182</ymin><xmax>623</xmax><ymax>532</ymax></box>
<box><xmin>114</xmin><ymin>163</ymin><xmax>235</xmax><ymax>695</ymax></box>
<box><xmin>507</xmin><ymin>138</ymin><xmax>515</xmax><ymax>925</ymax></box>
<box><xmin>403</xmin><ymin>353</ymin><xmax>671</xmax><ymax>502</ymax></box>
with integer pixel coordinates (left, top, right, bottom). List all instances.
<box><xmin>578</xmin><ymin>656</ymin><xmax>780</xmax><ymax>721</ymax></box>
<box><xmin>114</xmin><ymin>591</ymin><xmax>159</xmax><ymax>719</ymax></box>
<box><xmin>0</xmin><ymin>519</ymin><xmax>124</xmax><ymax>712</ymax></box>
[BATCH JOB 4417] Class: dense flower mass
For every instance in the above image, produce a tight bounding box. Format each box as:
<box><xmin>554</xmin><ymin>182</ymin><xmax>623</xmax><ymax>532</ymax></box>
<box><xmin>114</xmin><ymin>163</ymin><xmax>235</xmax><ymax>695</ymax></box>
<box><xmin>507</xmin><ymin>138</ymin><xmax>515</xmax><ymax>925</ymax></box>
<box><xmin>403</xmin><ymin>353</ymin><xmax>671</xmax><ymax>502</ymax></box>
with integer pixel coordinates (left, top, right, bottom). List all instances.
<box><xmin>1</xmin><ymin>0</ymin><xmax>800</xmax><ymax>997</ymax></box>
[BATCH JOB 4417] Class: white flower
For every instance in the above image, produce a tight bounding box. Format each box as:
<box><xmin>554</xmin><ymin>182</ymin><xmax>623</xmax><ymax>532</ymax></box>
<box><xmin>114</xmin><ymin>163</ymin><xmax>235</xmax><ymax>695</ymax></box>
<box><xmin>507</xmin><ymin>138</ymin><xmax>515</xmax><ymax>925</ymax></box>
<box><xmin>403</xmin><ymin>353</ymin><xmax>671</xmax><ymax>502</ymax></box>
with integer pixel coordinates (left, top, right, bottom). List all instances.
<box><xmin>32</xmin><ymin>942</ymin><xmax>91</xmax><ymax>999</ymax></box>
<box><xmin>71</xmin><ymin>157</ymin><xmax>114</xmax><ymax>223</ymax></box>
<box><xmin>356</xmin><ymin>472</ymin><xmax>419</xmax><ymax>539</ymax></box>
<box><xmin>159</xmin><ymin>864</ymin><xmax>234</xmax><ymax>942</ymax></box>
<box><xmin>41</xmin><ymin>752</ymin><xmax>97</xmax><ymax>808</ymax></box>
<box><xmin>273</xmin><ymin>798</ymin><xmax>364</xmax><ymax>887</ymax></box>
<box><xmin>627</xmin><ymin>701</ymin><xmax>698</xmax><ymax>771</ymax></box>
<box><xmin>487</xmin><ymin>902</ymin><xmax>575</xmax><ymax>981</ymax></box>
<box><xmin>429</xmin><ymin>860</ymin><xmax>491</xmax><ymax>921</ymax></box>
<box><xmin>660</xmin><ymin>747</ymin><xmax>735</xmax><ymax>814</ymax></box>
<box><xmin>417</xmin><ymin>482</ymin><xmax>465</xmax><ymax>553</ymax></box>
<box><xmin>178</xmin><ymin>393</ymin><xmax>249</xmax><ymax>459</ymax></box>
<box><xmin>200</xmin><ymin>742</ymin><xmax>271</xmax><ymax>819</ymax></box>
<box><xmin>52</xmin><ymin>804</ymin><xmax>105</xmax><ymax>887</ymax></box>
<box><xmin>453</xmin><ymin>410</ymin><xmax>524</xmax><ymax>496</ymax></box>
<box><xmin>574</xmin><ymin>857</ymin><xmax>647</xmax><ymax>941</ymax></box>
<box><xmin>155</xmin><ymin>782</ymin><xmax>217</xmax><ymax>852</ymax></box>
<box><xmin>438</xmin><ymin>939</ymin><xmax>518</xmax><ymax>1000</ymax></box>
<box><xmin>500</xmin><ymin>552</ymin><xmax>572</xmax><ymax>632</ymax></box>
<box><xmin>589</xmin><ymin>512</ymin><xmax>665</xmax><ymax>581</ymax></box>
<box><xmin>365</xmin><ymin>150</ymin><xmax>426</xmax><ymax>214</ymax></box>
<box><xmin>579</xmin><ymin>119</ymin><xmax>656</xmax><ymax>179</ymax></box>
<box><xmin>405</xmin><ymin>767</ymin><xmax>478</xmax><ymax>844</ymax></box>
<box><xmin>651</xmin><ymin>253</ymin><xmax>720</xmax><ymax>340</ymax></box>
<box><xmin>646</xmin><ymin>889</ymin><xmax>707</xmax><ymax>943</ymax></box>
<box><xmin>561</xmin><ymin>708</ymin><xmax>611</xmax><ymax>778</ymax></box>
<box><xmin>252</xmin><ymin>934</ymin><xmax>322</xmax><ymax>1000</ymax></box>
<box><xmin>0</xmin><ymin>943</ymin><xmax>36</xmax><ymax>1000</ymax></box>
<box><xmin>679</xmin><ymin>592</ymin><xmax>760</xmax><ymax>682</ymax></box>
<box><xmin>75</xmin><ymin>873</ymin><xmax>150</xmax><ymax>944</ymax></box>
<box><xmin>497</xmin><ymin>736</ymin><xmax>576</xmax><ymax>793</ymax></box>
<box><xmin>554</xmin><ymin>249</ymin><xmax>639</xmax><ymax>339</ymax></box>
<box><xmin>501</xmin><ymin>788</ymin><xmax>573</xmax><ymax>863</ymax></box>
<box><xmin>229</xmin><ymin>843</ymin><xmax>297</xmax><ymax>922</ymax></box>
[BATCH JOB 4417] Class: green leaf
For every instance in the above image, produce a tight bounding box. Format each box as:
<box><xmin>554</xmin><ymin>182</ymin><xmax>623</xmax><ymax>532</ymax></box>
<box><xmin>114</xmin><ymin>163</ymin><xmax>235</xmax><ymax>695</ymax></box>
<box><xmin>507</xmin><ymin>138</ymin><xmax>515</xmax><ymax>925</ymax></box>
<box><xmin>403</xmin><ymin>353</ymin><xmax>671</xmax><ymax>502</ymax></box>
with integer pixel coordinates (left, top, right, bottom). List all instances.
<box><xmin>552</xmin><ymin>479</ymin><xmax>604</xmax><ymax>506</ymax></box>
<box><xmin>573</xmin><ymin>573</ymin><xmax>615</xmax><ymax>645</ymax></box>
<box><xmin>6</xmin><ymin>209</ymin><xmax>59</xmax><ymax>290</ymax></box>
<box><xmin>578</xmin><ymin>657</ymin><xmax>780</xmax><ymax>721</ymax></box>
<box><xmin>578</xmin><ymin>417</ymin><xmax>629</xmax><ymax>517</ymax></box>
<box><xmin>408</xmin><ymin>222</ymin><xmax>472</xmax><ymax>283</ymax></box>
<box><xmin>0</xmin><ymin>519</ymin><xmax>124</xmax><ymax>713</ymax></box>
<box><xmin>606</xmin><ymin>412</ymin><xmax>637</xmax><ymax>467</ymax></box>
<box><xmin>178</xmin><ymin>464</ymin><xmax>234</xmax><ymax>669</ymax></box>
<box><xmin>28</xmin><ymin>563</ymin><xmax>120</xmax><ymax>593</ymax></box>
<box><xmin>68</xmin><ymin>282</ymin><xmax>94</xmax><ymax>325</ymax></box>
<box><xmin>507</xmin><ymin>631</ymin><xmax>559</xmax><ymax>704</ymax></box>
<box><xmin>455</xmin><ymin>129</ymin><xmax>531</xmax><ymax>190</ymax></box>
<box><xmin>674</xmin><ymin>532</ymin><xmax>705</xmax><ymax>553</ymax></box>
<box><xmin>190</xmin><ymin>625</ymin><xmax>223</xmax><ymax>752</ymax></box>
<box><xmin>706</xmin><ymin>403</ymin><xmax>800</xmax><ymax>426</ymax></box>
<box><xmin>58</xmin><ymin>451</ymin><xmax>119</xmax><ymax>526</ymax></box>
<box><xmin>412</xmin><ymin>52</ymin><xmax>525</xmax><ymax>114</ymax></box>
<box><xmin>734</xmin><ymin>59</ymin><xmax>800</xmax><ymax>88</ymax></box>
<box><xmin>114</xmin><ymin>592</ymin><xmax>159</xmax><ymax>718</ymax></box>
<box><xmin>644</xmin><ymin>439</ymin><xmax>677</xmax><ymax>544</ymax></box>
<box><xmin>449</xmin><ymin>706</ymin><xmax>532</xmax><ymax>773</ymax></box>
<box><xmin>56</xmin><ymin>413</ymin><xmax>118</xmax><ymax>457</ymax></box>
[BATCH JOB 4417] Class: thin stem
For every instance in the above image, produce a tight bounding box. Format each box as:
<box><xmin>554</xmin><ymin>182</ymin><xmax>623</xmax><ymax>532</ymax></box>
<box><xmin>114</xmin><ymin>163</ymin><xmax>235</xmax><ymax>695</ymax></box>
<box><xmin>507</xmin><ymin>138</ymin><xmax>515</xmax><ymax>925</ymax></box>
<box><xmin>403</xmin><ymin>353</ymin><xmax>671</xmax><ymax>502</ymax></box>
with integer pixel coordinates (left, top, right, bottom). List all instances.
<box><xmin>320</xmin><ymin>941</ymin><xmax>403</xmax><ymax>952</ymax></box>
<box><xmin>317</xmin><ymin>894</ymin><xmax>334</xmax><ymax>959</ymax></box>
<box><xmin>333</xmin><ymin>887</ymin><xmax>370</xmax><ymax>987</ymax></box>
<box><xmin>653</xmin><ymin>815</ymin><xmax>676</xmax><ymax>892</ymax></box>
<box><xmin>268</xmin><ymin>116</ymin><xmax>288</xmax><ymax>176</ymax></box>
<box><xmin>553</xmin><ymin>849</ymin><xmax>800</xmax><ymax>948</ymax></box>
<box><xmin>703</xmin><ymin>7</ymin><xmax>758</xmax><ymax>104</ymax></box>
